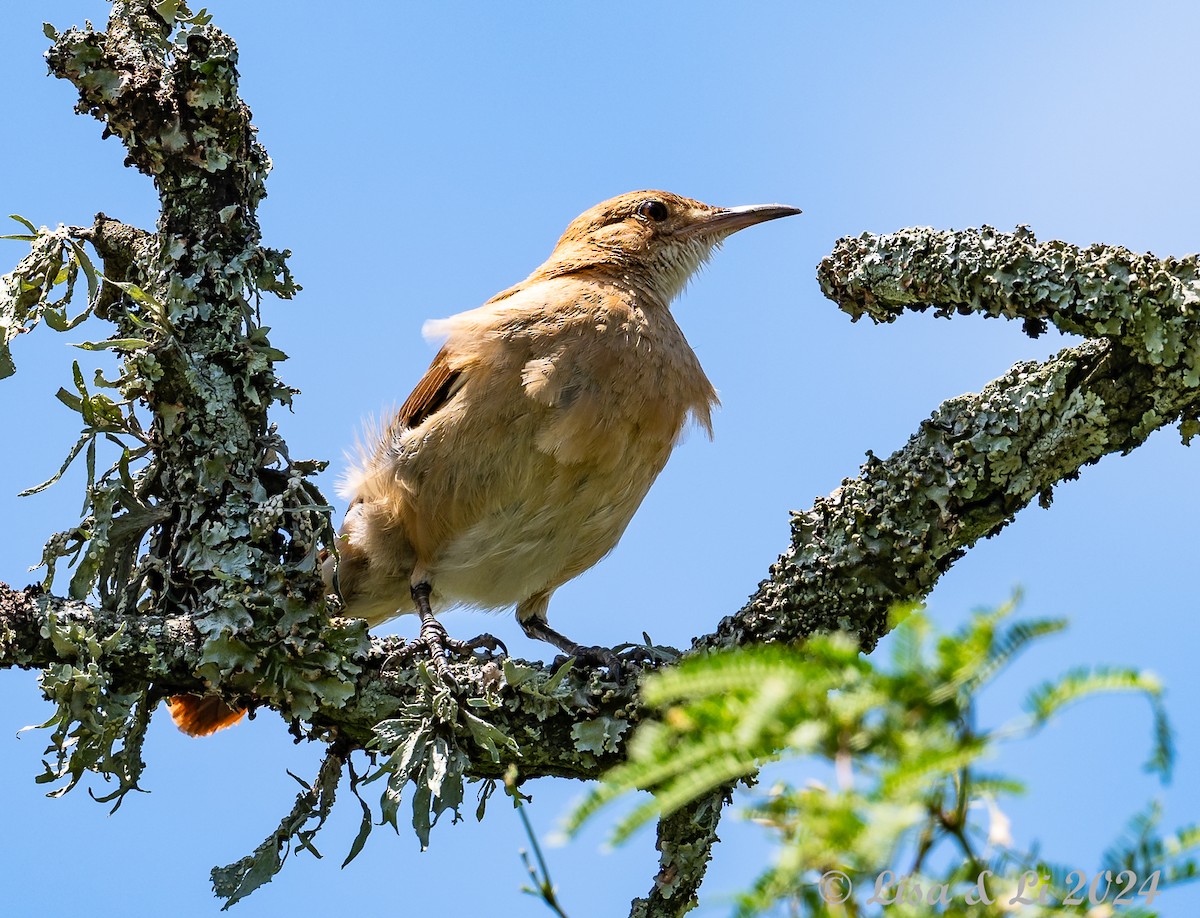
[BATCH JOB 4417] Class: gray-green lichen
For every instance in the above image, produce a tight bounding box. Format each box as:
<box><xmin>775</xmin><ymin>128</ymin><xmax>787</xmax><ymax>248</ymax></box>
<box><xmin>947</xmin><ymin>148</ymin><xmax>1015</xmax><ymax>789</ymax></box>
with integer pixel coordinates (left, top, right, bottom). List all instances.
<box><xmin>211</xmin><ymin>743</ymin><xmax>346</xmax><ymax>908</ymax></box>
<box><xmin>701</xmin><ymin>227</ymin><xmax>1200</xmax><ymax>655</ymax></box>
<box><xmin>33</xmin><ymin>612</ymin><xmax>151</xmax><ymax>805</ymax></box>
<box><xmin>5</xmin><ymin>7</ymin><xmax>1200</xmax><ymax>916</ymax></box>
<box><xmin>37</xmin><ymin>4</ymin><xmax>364</xmax><ymax>728</ymax></box>
<box><xmin>0</xmin><ymin>0</ymin><xmax>364</xmax><ymax>831</ymax></box>
<box><xmin>820</xmin><ymin>227</ymin><xmax>1200</xmax><ymax>381</ymax></box>
<box><xmin>0</xmin><ymin>221</ymin><xmax>97</xmax><ymax>378</ymax></box>
<box><xmin>2</xmin><ymin>588</ymin><xmax>186</xmax><ymax>807</ymax></box>
<box><xmin>629</xmin><ymin>789</ymin><xmax>728</xmax><ymax>918</ymax></box>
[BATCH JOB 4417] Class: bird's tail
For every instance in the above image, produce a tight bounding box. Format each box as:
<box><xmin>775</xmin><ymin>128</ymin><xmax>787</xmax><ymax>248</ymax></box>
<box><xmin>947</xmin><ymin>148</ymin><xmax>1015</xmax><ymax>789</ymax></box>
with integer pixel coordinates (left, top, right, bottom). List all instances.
<box><xmin>167</xmin><ymin>694</ymin><xmax>246</xmax><ymax>736</ymax></box>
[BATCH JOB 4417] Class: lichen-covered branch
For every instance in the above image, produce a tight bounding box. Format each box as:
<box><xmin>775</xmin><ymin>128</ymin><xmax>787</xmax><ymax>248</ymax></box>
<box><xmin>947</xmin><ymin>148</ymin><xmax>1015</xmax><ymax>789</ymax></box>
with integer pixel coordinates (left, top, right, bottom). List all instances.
<box><xmin>5</xmin><ymin>3</ymin><xmax>1200</xmax><ymax>913</ymax></box>
<box><xmin>701</xmin><ymin>228</ymin><xmax>1200</xmax><ymax>655</ymax></box>
<box><xmin>0</xmin><ymin>582</ymin><xmax>639</xmax><ymax>779</ymax></box>
<box><xmin>820</xmin><ymin>225</ymin><xmax>1200</xmax><ymax>369</ymax></box>
<box><xmin>7</xmin><ymin>223</ymin><xmax>1197</xmax><ymax>912</ymax></box>
<box><xmin>658</xmin><ymin>230</ymin><xmax>1200</xmax><ymax>909</ymax></box>
<box><xmin>628</xmin><ymin>788</ymin><xmax>731</xmax><ymax>918</ymax></box>
<box><xmin>39</xmin><ymin>2</ymin><xmax>357</xmax><ymax>726</ymax></box>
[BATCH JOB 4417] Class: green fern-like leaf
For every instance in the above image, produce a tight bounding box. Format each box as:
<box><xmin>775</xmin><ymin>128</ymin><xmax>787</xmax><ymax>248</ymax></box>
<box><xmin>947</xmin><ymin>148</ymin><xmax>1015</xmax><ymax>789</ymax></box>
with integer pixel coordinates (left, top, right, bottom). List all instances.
<box><xmin>931</xmin><ymin>617</ymin><xmax>1067</xmax><ymax>703</ymax></box>
<box><xmin>1023</xmin><ymin>666</ymin><xmax>1173</xmax><ymax>779</ymax></box>
<box><xmin>879</xmin><ymin>738</ymin><xmax>989</xmax><ymax>796</ymax></box>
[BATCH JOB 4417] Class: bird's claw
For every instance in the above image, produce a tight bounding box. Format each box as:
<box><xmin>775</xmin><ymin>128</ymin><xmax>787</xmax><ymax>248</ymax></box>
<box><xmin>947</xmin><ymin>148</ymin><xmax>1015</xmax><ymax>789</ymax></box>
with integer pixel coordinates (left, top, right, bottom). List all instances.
<box><xmin>410</xmin><ymin>630</ymin><xmax>460</xmax><ymax>688</ymax></box>
<box><xmin>553</xmin><ymin>644</ymin><xmax>627</xmax><ymax>678</ymax></box>
<box><xmin>611</xmin><ymin>637</ymin><xmax>682</xmax><ymax>667</ymax></box>
<box><xmin>411</xmin><ymin>620</ymin><xmax>507</xmax><ymax>688</ymax></box>
<box><xmin>444</xmin><ymin>632</ymin><xmax>508</xmax><ymax>660</ymax></box>
<box><xmin>408</xmin><ymin>582</ymin><xmax>498</xmax><ymax>683</ymax></box>
<box><xmin>555</xmin><ymin>638</ymin><xmax>683</xmax><ymax>679</ymax></box>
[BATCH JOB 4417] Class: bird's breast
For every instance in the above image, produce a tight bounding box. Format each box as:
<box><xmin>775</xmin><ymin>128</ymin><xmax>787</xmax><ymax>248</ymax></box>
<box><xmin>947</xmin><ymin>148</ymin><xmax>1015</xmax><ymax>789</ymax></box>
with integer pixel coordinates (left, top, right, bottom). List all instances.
<box><xmin>392</xmin><ymin>281</ymin><xmax>717</xmax><ymax>608</ymax></box>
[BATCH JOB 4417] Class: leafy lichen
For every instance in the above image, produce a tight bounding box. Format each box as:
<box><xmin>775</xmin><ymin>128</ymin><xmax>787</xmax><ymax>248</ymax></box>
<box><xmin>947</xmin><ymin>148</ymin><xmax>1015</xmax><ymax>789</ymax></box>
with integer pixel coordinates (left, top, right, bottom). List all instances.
<box><xmin>3</xmin><ymin>7</ymin><xmax>1200</xmax><ymax>917</ymax></box>
<box><xmin>31</xmin><ymin>611</ymin><xmax>154</xmax><ymax>809</ymax></box>
<box><xmin>703</xmin><ymin>229</ymin><xmax>1200</xmax><ymax>657</ymax></box>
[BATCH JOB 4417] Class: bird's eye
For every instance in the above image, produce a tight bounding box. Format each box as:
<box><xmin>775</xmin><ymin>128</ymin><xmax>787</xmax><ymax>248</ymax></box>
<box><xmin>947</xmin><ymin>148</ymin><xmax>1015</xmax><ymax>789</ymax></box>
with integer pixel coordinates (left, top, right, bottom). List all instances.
<box><xmin>637</xmin><ymin>200</ymin><xmax>669</xmax><ymax>222</ymax></box>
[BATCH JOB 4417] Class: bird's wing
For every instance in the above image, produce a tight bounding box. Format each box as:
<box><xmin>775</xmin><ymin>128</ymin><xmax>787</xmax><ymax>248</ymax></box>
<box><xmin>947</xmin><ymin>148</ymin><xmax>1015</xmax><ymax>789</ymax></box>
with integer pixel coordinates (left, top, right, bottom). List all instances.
<box><xmin>521</xmin><ymin>341</ymin><xmax>619</xmax><ymax>464</ymax></box>
<box><xmin>395</xmin><ymin>347</ymin><xmax>465</xmax><ymax>430</ymax></box>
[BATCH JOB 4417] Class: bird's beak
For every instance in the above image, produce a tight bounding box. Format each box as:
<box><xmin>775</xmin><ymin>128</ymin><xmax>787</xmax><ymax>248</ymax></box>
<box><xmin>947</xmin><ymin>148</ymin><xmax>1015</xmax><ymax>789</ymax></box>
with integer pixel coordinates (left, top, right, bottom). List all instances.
<box><xmin>680</xmin><ymin>203</ymin><xmax>802</xmax><ymax>238</ymax></box>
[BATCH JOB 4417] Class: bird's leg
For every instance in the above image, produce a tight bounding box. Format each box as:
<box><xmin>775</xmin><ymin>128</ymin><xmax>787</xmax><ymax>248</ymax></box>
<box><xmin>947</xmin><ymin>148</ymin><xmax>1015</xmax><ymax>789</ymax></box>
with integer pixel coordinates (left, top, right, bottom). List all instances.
<box><xmin>410</xmin><ymin>582</ymin><xmax>508</xmax><ymax>674</ymax></box>
<box><xmin>518</xmin><ymin>616</ymin><xmax>625</xmax><ymax>674</ymax></box>
<box><xmin>411</xmin><ymin>581</ymin><xmax>451</xmax><ymax>677</ymax></box>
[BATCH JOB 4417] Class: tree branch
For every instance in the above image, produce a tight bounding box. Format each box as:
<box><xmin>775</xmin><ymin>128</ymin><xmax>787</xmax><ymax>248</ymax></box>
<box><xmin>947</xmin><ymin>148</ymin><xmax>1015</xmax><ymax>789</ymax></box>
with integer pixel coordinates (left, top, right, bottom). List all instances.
<box><xmin>702</xmin><ymin>228</ymin><xmax>1200</xmax><ymax>654</ymax></box>
<box><xmin>7</xmin><ymin>3</ymin><xmax>1200</xmax><ymax>912</ymax></box>
<box><xmin>628</xmin><ymin>787</ymin><xmax>731</xmax><ymax>918</ymax></box>
<box><xmin>661</xmin><ymin>230</ymin><xmax>1199</xmax><ymax>909</ymax></box>
<box><xmin>40</xmin><ymin>2</ymin><xmax>348</xmax><ymax>722</ymax></box>
<box><xmin>8</xmin><ymin>225</ymin><xmax>1198</xmax><ymax>911</ymax></box>
<box><xmin>0</xmin><ymin>581</ymin><xmax>644</xmax><ymax>779</ymax></box>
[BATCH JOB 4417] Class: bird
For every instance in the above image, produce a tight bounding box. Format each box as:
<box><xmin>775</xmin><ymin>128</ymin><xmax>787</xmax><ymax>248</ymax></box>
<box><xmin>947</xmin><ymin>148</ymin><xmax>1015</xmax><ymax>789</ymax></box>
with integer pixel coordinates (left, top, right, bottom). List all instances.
<box><xmin>168</xmin><ymin>190</ymin><xmax>799</xmax><ymax>736</ymax></box>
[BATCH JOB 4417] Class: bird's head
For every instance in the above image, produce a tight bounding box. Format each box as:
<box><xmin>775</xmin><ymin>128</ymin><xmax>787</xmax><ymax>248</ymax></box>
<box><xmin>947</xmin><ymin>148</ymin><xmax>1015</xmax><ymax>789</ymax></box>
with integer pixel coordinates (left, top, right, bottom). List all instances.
<box><xmin>535</xmin><ymin>190</ymin><xmax>801</xmax><ymax>305</ymax></box>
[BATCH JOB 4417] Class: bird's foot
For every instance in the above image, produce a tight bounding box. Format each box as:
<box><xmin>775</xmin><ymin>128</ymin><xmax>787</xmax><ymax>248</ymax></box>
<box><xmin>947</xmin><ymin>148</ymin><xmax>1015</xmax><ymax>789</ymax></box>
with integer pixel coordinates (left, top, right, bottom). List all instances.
<box><xmin>555</xmin><ymin>643</ymin><xmax>625</xmax><ymax>675</ymax></box>
<box><xmin>414</xmin><ymin>615</ymin><xmax>507</xmax><ymax>683</ymax></box>
<box><xmin>555</xmin><ymin>636</ymin><xmax>683</xmax><ymax>678</ymax></box>
<box><xmin>521</xmin><ymin>617</ymin><xmax>662</xmax><ymax>679</ymax></box>
<box><xmin>442</xmin><ymin>631</ymin><xmax>508</xmax><ymax>660</ymax></box>
<box><xmin>612</xmin><ymin>632</ymin><xmax>683</xmax><ymax>667</ymax></box>
<box><xmin>407</xmin><ymin>580</ymin><xmax>507</xmax><ymax>683</ymax></box>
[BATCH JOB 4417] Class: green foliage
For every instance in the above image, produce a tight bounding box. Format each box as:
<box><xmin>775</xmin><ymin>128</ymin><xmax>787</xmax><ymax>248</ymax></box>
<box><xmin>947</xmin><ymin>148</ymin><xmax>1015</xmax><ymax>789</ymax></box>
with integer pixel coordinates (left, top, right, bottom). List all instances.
<box><xmin>1101</xmin><ymin>802</ymin><xmax>1200</xmax><ymax>892</ymax></box>
<box><xmin>211</xmin><ymin>746</ymin><xmax>344</xmax><ymax>909</ymax></box>
<box><xmin>209</xmin><ymin>660</ymin><xmax>528</xmax><ymax>908</ymax></box>
<box><xmin>24</xmin><ymin>612</ymin><xmax>153</xmax><ymax>811</ymax></box>
<box><xmin>0</xmin><ymin>217</ymin><xmax>101</xmax><ymax>378</ymax></box>
<box><xmin>362</xmin><ymin>665</ymin><xmax>519</xmax><ymax>851</ymax></box>
<box><xmin>572</xmin><ymin>601</ymin><xmax>1197</xmax><ymax>915</ymax></box>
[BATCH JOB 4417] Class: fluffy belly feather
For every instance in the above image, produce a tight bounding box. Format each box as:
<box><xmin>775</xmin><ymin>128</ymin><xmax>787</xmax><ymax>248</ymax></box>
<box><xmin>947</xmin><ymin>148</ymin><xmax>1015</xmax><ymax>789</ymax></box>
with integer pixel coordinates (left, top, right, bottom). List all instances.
<box><xmin>428</xmin><ymin>453</ymin><xmax>661</xmax><ymax>609</ymax></box>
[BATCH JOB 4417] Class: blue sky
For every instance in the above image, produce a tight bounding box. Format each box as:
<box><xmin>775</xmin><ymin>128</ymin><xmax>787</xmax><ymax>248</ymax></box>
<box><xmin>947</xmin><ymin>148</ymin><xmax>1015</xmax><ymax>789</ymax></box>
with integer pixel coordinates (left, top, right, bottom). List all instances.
<box><xmin>1</xmin><ymin>3</ymin><xmax>1197</xmax><ymax>915</ymax></box>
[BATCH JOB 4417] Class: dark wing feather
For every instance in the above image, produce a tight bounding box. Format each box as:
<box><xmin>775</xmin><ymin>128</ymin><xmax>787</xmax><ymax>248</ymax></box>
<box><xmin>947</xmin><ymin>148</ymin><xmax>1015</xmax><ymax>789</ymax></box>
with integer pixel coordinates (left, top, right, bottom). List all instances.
<box><xmin>395</xmin><ymin>347</ymin><xmax>463</xmax><ymax>430</ymax></box>
<box><xmin>391</xmin><ymin>280</ymin><xmax>527</xmax><ymax>433</ymax></box>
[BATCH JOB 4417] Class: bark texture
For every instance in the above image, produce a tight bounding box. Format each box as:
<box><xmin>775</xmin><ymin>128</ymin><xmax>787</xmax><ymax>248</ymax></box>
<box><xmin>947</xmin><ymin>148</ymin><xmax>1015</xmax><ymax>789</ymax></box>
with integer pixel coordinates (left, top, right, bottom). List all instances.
<box><xmin>3</xmin><ymin>6</ymin><xmax>1198</xmax><ymax>915</ymax></box>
